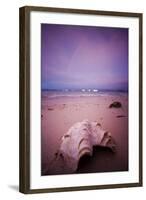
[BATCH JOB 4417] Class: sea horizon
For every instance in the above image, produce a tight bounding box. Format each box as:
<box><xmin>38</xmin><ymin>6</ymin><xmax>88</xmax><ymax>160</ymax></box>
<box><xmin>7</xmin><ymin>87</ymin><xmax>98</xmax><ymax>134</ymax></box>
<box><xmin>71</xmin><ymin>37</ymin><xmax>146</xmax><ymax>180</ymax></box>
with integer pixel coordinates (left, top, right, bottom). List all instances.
<box><xmin>41</xmin><ymin>88</ymin><xmax>128</xmax><ymax>100</ymax></box>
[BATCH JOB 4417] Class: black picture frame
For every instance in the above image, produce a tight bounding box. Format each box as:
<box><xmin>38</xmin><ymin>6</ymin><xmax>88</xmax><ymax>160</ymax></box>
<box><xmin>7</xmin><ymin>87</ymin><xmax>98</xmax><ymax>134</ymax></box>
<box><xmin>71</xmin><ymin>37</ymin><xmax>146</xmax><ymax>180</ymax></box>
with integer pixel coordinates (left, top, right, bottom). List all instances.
<box><xmin>19</xmin><ymin>6</ymin><xmax>143</xmax><ymax>194</ymax></box>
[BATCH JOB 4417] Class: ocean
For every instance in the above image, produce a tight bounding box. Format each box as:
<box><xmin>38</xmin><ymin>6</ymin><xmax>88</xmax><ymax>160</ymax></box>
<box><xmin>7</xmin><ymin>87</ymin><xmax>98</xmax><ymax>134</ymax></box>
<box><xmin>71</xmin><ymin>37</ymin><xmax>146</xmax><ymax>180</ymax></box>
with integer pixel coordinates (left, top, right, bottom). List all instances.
<box><xmin>41</xmin><ymin>89</ymin><xmax>128</xmax><ymax>100</ymax></box>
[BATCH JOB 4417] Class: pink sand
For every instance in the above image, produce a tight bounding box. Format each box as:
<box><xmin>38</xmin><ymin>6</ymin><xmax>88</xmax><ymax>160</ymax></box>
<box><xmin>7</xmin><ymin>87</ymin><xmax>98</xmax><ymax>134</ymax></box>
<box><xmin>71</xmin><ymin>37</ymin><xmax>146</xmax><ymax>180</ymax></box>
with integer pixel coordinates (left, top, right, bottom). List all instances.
<box><xmin>41</xmin><ymin>95</ymin><xmax>128</xmax><ymax>175</ymax></box>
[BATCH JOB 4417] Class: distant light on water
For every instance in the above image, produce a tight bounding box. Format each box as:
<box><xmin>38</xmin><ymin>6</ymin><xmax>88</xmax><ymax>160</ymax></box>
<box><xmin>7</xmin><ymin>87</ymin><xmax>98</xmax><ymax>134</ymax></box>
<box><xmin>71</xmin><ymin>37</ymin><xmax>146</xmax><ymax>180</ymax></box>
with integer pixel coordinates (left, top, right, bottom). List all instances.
<box><xmin>81</xmin><ymin>88</ymin><xmax>98</xmax><ymax>93</ymax></box>
<box><xmin>93</xmin><ymin>89</ymin><xmax>98</xmax><ymax>92</ymax></box>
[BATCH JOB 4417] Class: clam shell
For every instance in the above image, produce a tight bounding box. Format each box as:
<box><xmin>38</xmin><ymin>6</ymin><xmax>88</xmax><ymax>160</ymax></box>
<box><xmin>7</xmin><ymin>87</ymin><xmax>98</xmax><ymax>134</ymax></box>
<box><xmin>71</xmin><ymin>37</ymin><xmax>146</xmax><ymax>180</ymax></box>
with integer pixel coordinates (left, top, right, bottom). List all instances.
<box><xmin>46</xmin><ymin>120</ymin><xmax>116</xmax><ymax>174</ymax></box>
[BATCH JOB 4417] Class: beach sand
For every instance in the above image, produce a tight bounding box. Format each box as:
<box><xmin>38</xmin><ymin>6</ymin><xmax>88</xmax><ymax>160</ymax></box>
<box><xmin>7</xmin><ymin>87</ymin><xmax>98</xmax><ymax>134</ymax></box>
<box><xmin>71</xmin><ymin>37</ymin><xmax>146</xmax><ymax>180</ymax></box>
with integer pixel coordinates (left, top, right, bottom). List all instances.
<box><xmin>41</xmin><ymin>94</ymin><xmax>128</xmax><ymax>175</ymax></box>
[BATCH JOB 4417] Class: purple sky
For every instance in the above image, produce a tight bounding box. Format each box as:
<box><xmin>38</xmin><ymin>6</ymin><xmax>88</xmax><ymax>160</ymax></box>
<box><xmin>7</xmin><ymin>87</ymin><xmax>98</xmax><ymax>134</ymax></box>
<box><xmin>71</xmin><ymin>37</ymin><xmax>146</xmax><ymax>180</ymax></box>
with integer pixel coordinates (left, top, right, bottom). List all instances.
<box><xmin>41</xmin><ymin>24</ymin><xmax>128</xmax><ymax>90</ymax></box>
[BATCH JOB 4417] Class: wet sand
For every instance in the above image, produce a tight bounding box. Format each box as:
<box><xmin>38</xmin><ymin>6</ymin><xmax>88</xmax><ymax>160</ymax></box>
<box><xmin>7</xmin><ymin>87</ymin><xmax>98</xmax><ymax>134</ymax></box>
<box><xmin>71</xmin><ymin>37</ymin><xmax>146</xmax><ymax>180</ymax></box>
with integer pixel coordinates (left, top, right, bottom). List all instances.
<box><xmin>41</xmin><ymin>94</ymin><xmax>128</xmax><ymax>175</ymax></box>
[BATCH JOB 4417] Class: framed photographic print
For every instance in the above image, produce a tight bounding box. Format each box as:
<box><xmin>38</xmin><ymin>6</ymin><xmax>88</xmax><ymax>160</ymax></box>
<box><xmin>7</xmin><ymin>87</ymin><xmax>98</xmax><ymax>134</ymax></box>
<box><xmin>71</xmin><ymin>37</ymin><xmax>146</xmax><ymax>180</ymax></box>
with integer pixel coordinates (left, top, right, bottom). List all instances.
<box><xmin>19</xmin><ymin>6</ymin><xmax>143</xmax><ymax>194</ymax></box>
